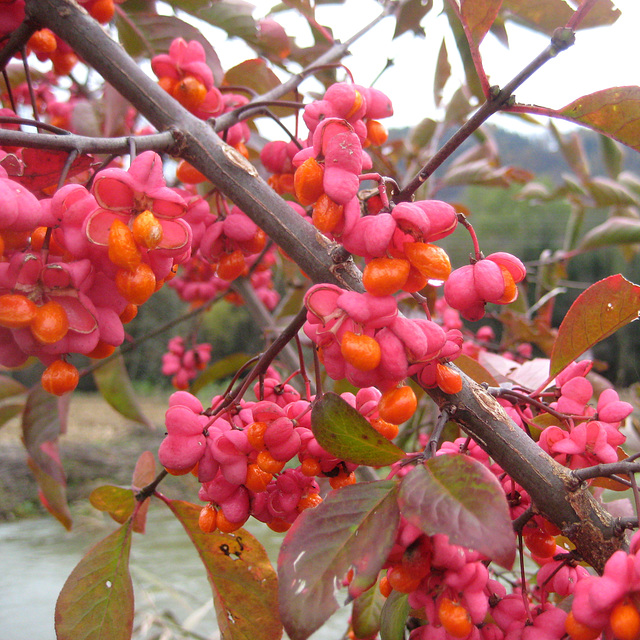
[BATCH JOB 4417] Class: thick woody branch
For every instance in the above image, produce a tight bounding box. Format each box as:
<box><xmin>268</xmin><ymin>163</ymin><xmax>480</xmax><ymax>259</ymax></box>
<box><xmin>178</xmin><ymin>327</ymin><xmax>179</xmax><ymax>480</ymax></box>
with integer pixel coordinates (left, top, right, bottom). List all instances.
<box><xmin>26</xmin><ymin>0</ymin><xmax>622</xmax><ymax>573</ymax></box>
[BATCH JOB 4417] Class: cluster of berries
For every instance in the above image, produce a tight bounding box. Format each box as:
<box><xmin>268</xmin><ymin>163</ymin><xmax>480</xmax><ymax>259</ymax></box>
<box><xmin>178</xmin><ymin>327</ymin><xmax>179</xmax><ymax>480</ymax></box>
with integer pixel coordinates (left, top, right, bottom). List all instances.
<box><xmin>158</xmin><ymin>372</ymin><xmax>421</xmax><ymax>534</ymax></box>
<box><xmin>151</xmin><ymin>38</ymin><xmax>250</xmax><ymax>154</ymax></box>
<box><xmin>538</xmin><ymin>360</ymin><xmax>633</xmax><ymax>469</ymax></box>
<box><xmin>161</xmin><ymin>336</ymin><xmax>212</xmax><ymax>390</ymax></box>
<box><xmin>0</xmin><ymin>151</ymin><xmax>193</xmax><ymax>394</ymax></box>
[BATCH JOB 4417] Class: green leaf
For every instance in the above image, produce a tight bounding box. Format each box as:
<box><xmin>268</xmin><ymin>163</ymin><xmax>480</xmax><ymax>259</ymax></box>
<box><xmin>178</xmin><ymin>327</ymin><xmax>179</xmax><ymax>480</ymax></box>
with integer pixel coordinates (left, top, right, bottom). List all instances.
<box><xmin>191</xmin><ymin>352</ymin><xmax>252</xmax><ymax>393</ymax></box>
<box><xmin>352</xmin><ymin>579</ymin><xmax>386</xmax><ymax>639</ymax></box>
<box><xmin>434</xmin><ymin>39</ymin><xmax>451</xmax><ymax>107</ymax></box>
<box><xmin>172</xmin><ymin>0</ymin><xmax>257</xmax><ymax>43</ymax></box>
<box><xmin>311</xmin><ymin>393</ymin><xmax>405</xmax><ymax>467</ymax></box>
<box><xmin>165</xmin><ymin>499</ymin><xmax>282</xmax><ymax>640</ymax></box>
<box><xmin>379</xmin><ymin>591</ymin><xmax>409</xmax><ymax>640</ymax></box>
<box><xmin>278</xmin><ymin>481</ymin><xmax>400</xmax><ymax>640</ymax></box>
<box><xmin>55</xmin><ymin>522</ymin><xmax>134</xmax><ymax>640</ymax></box>
<box><xmin>558</xmin><ymin>87</ymin><xmax>640</xmax><ymax>154</ymax></box>
<box><xmin>549</xmin><ymin>274</ymin><xmax>640</xmax><ymax>378</ymax></box>
<box><xmin>93</xmin><ymin>354</ymin><xmax>153</xmax><ymax>428</ymax></box>
<box><xmin>585</xmin><ymin>177</ymin><xmax>639</xmax><ymax>207</ymax></box>
<box><xmin>600</xmin><ymin>134</ymin><xmax>624</xmax><ymax>178</ymax></box>
<box><xmin>409</xmin><ymin>117</ymin><xmax>437</xmax><ymax>150</ymax></box>
<box><xmin>0</xmin><ymin>402</ymin><xmax>23</xmax><ymax>428</ymax></box>
<box><xmin>398</xmin><ymin>455</ymin><xmax>516</xmax><ymax>569</ymax></box>
<box><xmin>90</xmin><ymin>486</ymin><xmax>136</xmax><ymax>524</ymax></box>
<box><xmin>0</xmin><ymin>374</ymin><xmax>27</xmax><ymax>399</ymax></box>
<box><xmin>393</xmin><ymin>0</ymin><xmax>433</xmax><ymax>38</ymax></box>
<box><xmin>461</xmin><ymin>0</ymin><xmax>502</xmax><ymax>45</ymax></box>
<box><xmin>576</xmin><ymin>217</ymin><xmax>640</xmax><ymax>252</ymax></box>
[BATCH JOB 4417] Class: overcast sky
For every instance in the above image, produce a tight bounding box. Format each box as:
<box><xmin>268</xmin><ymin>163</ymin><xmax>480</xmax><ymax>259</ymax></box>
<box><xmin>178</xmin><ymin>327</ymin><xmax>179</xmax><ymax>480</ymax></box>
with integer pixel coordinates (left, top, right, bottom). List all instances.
<box><xmin>215</xmin><ymin>0</ymin><xmax>638</xmax><ymax>135</ymax></box>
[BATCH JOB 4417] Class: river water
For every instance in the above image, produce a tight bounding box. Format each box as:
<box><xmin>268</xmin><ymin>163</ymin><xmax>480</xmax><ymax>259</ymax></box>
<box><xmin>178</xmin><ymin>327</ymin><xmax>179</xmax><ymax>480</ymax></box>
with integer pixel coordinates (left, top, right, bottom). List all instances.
<box><xmin>0</xmin><ymin>509</ymin><xmax>350</xmax><ymax>640</ymax></box>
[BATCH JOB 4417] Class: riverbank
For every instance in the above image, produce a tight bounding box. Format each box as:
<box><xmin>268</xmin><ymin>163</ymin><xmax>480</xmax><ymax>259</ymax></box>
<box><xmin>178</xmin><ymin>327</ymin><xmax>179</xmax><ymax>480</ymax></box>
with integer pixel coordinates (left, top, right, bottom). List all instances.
<box><xmin>0</xmin><ymin>392</ymin><xmax>200</xmax><ymax>520</ymax></box>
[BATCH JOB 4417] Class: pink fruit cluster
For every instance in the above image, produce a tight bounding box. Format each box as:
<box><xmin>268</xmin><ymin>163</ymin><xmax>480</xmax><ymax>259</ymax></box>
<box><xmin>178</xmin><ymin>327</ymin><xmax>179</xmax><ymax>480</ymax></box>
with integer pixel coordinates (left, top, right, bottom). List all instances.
<box><xmin>161</xmin><ymin>336</ymin><xmax>212</xmax><ymax>390</ymax></box>
<box><xmin>538</xmin><ymin>360</ymin><xmax>632</xmax><ymax>470</ymax></box>
<box><xmin>443</xmin><ymin>253</ymin><xmax>527</xmax><ymax>322</ymax></box>
<box><xmin>303</xmin><ymin>283</ymin><xmax>462</xmax><ymax>390</ymax></box>
<box><xmin>157</xmin><ymin>377</ymin><xmax>405</xmax><ymax>532</ymax></box>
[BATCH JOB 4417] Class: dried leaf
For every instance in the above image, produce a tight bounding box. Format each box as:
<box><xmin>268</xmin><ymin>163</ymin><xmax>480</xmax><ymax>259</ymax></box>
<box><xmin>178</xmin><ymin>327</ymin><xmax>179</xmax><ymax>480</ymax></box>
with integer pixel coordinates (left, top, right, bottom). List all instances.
<box><xmin>461</xmin><ymin>0</ymin><xmax>502</xmax><ymax>45</ymax></box>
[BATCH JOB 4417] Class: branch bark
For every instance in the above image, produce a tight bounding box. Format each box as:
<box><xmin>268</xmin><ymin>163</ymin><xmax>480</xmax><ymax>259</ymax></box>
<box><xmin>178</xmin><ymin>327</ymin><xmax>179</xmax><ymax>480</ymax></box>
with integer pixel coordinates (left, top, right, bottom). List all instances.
<box><xmin>25</xmin><ymin>0</ymin><xmax>624</xmax><ymax>572</ymax></box>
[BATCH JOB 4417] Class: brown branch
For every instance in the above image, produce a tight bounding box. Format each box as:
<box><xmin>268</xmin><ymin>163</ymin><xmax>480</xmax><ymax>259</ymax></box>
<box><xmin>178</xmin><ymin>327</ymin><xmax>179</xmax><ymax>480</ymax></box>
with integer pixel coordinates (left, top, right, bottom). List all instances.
<box><xmin>27</xmin><ymin>0</ymin><xmax>624</xmax><ymax>573</ymax></box>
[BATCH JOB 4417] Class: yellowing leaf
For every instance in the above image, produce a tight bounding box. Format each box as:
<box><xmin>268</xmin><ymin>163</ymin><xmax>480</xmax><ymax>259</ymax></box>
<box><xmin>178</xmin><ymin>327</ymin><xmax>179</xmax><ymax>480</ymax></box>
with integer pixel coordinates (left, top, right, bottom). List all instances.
<box><xmin>55</xmin><ymin>522</ymin><xmax>134</xmax><ymax>640</ymax></box>
<box><xmin>550</xmin><ymin>274</ymin><xmax>640</xmax><ymax>378</ymax></box>
<box><xmin>90</xmin><ymin>486</ymin><xmax>136</xmax><ymax>524</ymax></box>
<box><xmin>164</xmin><ymin>499</ymin><xmax>282</xmax><ymax>640</ymax></box>
<box><xmin>559</xmin><ymin>87</ymin><xmax>640</xmax><ymax>154</ymax></box>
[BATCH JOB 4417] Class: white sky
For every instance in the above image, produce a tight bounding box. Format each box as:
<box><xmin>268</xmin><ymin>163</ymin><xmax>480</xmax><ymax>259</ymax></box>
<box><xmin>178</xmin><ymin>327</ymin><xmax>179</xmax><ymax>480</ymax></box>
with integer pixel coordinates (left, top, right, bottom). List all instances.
<box><xmin>212</xmin><ymin>0</ymin><xmax>639</xmax><ymax>135</ymax></box>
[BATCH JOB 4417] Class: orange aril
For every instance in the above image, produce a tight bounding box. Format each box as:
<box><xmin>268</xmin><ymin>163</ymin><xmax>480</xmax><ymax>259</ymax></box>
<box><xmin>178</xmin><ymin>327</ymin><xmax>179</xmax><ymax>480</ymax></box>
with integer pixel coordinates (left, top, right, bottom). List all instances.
<box><xmin>377</xmin><ymin>386</ymin><xmax>417</xmax><ymax>425</ymax></box>
<box><xmin>362</xmin><ymin>257</ymin><xmax>410</xmax><ymax>296</ymax></box>
<box><xmin>312</xmin><ymin>194</ymin><xmax>344</xmax><ymax>234</ymax></box>
<box><xmin>404</xmin><ymin>242</ymin><xmax>452</xmax><ymax>282</ymax></box>
<box><xmin>293</xmin><ymin>157</ymin><xmax>324</xmax><ymax>206</ymax></box>
<box><xmin>0</xmin><ymin>294</ymin><xmax>38</xmax><ymax>328</ymax></box>
<box><xmin>115</xmin><ymin>263</ymin><xmax>156</xmax><ymax>305</ymax></box>
<box><xmin>41</xmin><ymin>359</ymin><xmax>79</xmax><ymax>396</ymax></box>
<box><xmin>132</xmin><ymin>210</ymin><xmax>163</xmax><ymax>250</ymax></box>
<box><xmin>340</xmin><ymin>331</ymin><xmax>381</xmax><ymax>372</ymax></box>
<box><xmin>435</xmin><ymin>363</ymin><xmax>463</xmax><ymax>394</ymax></box>
<box><xmin>31</xmin><ymin>300</ymin><xmax>69</xmax><ymax>344</ymax></box>
<box><xmin>108</xmin><ymin>218</ymin><xmax>141</xmax><ymax>271</ymax></box>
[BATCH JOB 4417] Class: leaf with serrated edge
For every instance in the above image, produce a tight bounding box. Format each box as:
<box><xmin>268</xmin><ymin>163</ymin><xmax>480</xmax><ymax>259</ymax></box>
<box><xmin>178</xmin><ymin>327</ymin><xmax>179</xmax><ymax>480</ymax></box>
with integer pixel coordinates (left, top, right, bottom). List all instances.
<box><xmin>279</xmin><ymin>481</ymin><xmax>399</xmax><ymax>640</ymax></box>
<box><xmin>379</xmin><ymin>590</ymin><xmax>409</xmax><ymax>640</ymax></box>
<box><xmin>398</xmin><ymin>455</ymin><xmax>515</xmax><ymax>569</ymax></box>
<box><xmin>550</xmin><ymin>275</ymin><xmax>640</xmax><ymax>378</ymax></box>
<box><xmin>311</xmin><ymin>393</ymin><xmax>404</xmax><ymax>467</ymax></box>
<box><xmin>164</xmin><ymin>499</ymin><xmax>282</xmax><ymax>640</ymax></box>
<box><xmin>558</xmin><ymin>87</ymin><xmax>640</xmax><ymax>154</ymax></box>
<box><xmin>90</xmin><ymin>486</ymin><xmax>136</xmax><ymax>524</ymax></box>
<box><xmin>55</xmin><ymin>522</ymin><xmax>134</xmax><ymax>640</ymax></box>
<box><xmin>93</xmin><ymin>354</ymin><xmax>153</xmax><ymax>428</ymax></box>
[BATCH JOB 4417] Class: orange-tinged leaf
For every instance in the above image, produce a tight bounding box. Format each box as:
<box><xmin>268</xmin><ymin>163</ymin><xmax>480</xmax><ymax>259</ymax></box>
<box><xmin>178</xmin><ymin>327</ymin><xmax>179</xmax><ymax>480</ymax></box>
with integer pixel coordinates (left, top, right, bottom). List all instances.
<box><xmin>55</xmin><ymin>522</ymin><xmax>134</xmax><ymax>640</ymax></box>
<box><xmin>90</xmin><ymin>485</ymin><xmax>136</xmax><ymax>524</ymax></box>
<box><xmin>164</xmin><ymin>499</ymin><xmax>282</xmax><ymax>640</ymax></box>
<box><xmin>550</xmin><ymin>275</ymin><xmax>640</xmax><ymax>378</ymax></box>
<box><xmin>558</xmin><ymin>87</ymin><xmax>640</xmax><ymax>154</ymax></box>
<box><xmin>455</xmin><ymin>354</ymin><xmax>499</xmax><ymax>387</ymax></box>
<box><xmin>461</xmin><ymin>0</ymin><xmax>502</xmax><ymax>45</ymax></box>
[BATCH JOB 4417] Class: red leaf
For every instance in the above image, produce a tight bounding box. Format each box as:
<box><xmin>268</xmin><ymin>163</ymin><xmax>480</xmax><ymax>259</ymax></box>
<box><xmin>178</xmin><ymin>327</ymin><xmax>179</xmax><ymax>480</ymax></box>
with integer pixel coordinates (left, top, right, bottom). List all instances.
<box><xmin>460</xmin><ymin>0</ymin><xmax>502</xmax><ymax>45</ymax></box>
<box><xmin>55</xmin><ymin>522</ymin><xmax>134</xmax><ymax>640</ymax></box>
<box><xmin>131</xmin><ymin>451</ymin><xmax>156</xmax><ymax>533</ymax></box>
<box><xmin>398</xmin><ymin>455</ymin><xmax>516</xmax><ymax>569</ymax></box>
<box><xmin>163</xmin><ymin>499</ymin><xmax>282</xmax><ymax>640</ymax></box>
<box><xmin>549</xmin><ymin>274</ymin><xmax>640</xmax><ymax>378</ymax></box>
<box><xmin>1</xmin><ymin>149</ymin><xmax>94</xmax><ymax>197</ymax></box>
<box><xmin>22</xmin><ymin>385</ymin><xmax>69</xmax><ymax>482</ymax></box>
<box><xmin>278</xmin><ymin>481</ymin><xmax>399</xmax><ymax>640</ymax></box>
<box><xmin>311</xmin><ymin>393</ymin><xmax>405</xmax><ymax>467</ymax></box>
<box><xmin>558</xmin><ymin>87</ymin><xmax>640</xmax><ymax>154</ymax></box>
<box><xmin>27</xmin><ymin>456</ymin><xmax>72</xmax><ymax>530</ymax></box>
